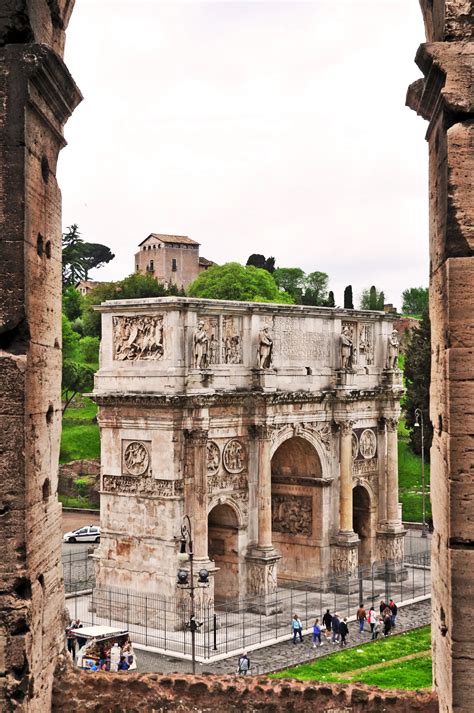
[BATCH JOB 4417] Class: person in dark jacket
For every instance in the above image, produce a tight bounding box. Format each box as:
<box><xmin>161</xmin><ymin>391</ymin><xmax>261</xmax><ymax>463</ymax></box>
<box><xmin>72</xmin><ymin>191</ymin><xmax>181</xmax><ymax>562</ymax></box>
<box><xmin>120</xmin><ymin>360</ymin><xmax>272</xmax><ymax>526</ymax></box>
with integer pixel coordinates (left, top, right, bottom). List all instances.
<box><xmin>383</xmin><ymin>613</ymin><xmax>392</xmax><ymax>637</ymax></box>
<box><xmin>339</xmin><ymin>618</ymin><xmax>349</xmax><ymax>647</ymax></box>
<box><xmin>322</xmin><ymin>609</ymin><xmax>333</xmax><ymax>640</ymax></box>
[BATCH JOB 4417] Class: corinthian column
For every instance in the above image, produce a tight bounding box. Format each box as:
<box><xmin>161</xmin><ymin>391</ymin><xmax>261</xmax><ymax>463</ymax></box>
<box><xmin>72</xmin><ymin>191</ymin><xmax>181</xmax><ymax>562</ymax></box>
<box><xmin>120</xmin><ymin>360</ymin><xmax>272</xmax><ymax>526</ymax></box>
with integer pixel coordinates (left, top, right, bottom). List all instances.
<box><xmin>385</xmin><ymin>418</ymin><xmax>401</xmax><ymax>527</ymax></box>
<box><xmin>339</xmin><ymin>420</ymin><xmax>355</xmax><ymax>534</ymax></box>
<box><xmin>185</xmin><ymin>429</ymin><xmax>209</xmax><ymax>559</ymax></box>
<box><xmin>255</xmin><ymin>425</ymin><xmax>273</xmax><ymax>550</ymax></box>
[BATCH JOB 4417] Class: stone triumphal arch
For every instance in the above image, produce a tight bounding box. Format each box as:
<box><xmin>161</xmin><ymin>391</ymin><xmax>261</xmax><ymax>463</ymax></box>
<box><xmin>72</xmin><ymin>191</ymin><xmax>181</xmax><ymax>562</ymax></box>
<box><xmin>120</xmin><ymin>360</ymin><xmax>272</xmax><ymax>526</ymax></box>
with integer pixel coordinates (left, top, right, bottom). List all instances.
<box><xmin>93</xmin><ymin>297</ymin><xmax>405</xmax><ymax>604</ymax></box>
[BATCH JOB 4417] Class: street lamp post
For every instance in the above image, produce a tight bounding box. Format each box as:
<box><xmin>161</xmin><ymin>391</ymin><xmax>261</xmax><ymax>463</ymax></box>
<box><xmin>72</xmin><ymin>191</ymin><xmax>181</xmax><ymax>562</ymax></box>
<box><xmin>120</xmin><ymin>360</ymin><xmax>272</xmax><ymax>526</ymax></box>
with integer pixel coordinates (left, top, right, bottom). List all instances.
<box><xmin>176</xmin><ymin>515</ymin><xmax>209</xmax><ymax>674</ymax></box>
<box><xmin>414</xmin><ymin>408</ymin><xmax>428</xmax><ymax>538</ymax></box>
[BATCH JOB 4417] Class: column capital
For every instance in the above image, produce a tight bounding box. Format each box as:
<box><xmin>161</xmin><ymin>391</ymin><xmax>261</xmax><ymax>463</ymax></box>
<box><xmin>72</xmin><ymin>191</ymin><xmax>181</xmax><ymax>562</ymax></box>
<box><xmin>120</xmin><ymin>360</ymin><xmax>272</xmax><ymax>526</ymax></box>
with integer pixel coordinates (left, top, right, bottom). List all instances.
<box><xmin>184</xmin><ymin>428</ymin><xmax>208</xmax><ymax>445</ymax></box>
<box><xmin>385</xmin><ymin>418</ymin><xmax>398</xmax><ymax>433</ymax></box>
<box><xmin>249</xmin><ymin>424</ymin><xmax>273</xmax><ymax>441</ymax></box>
<box><xmin>337</xmin><ymin>420</ymin><xmax>356</xmax><ymax>436</ymax></box>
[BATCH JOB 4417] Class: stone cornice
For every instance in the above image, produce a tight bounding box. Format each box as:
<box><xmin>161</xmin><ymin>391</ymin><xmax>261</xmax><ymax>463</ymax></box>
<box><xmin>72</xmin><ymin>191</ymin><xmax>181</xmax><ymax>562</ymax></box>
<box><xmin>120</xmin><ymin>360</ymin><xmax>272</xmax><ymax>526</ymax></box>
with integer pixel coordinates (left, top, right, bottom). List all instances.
<box><xmin>92</xmin><ymin>386</ymin><xmax>403</xmax><ymax>409</ymax></box>
<box><xmin>271</xmin><ymin>475</ymin><xmax>334</xmax><ymax>488</ymax></box>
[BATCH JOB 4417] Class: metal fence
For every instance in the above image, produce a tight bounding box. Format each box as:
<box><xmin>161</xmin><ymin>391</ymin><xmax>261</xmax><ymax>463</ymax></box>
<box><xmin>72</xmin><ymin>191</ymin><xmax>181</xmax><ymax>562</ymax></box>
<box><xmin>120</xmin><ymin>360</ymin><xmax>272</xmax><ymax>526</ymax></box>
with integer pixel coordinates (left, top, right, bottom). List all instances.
<box><xmin>63</xmin><ymin>549</ymin><xmax>96</xmax><ymax>594</ymax></box>
<box><xmin>63</xmin><ymin>533</ymin><xmax>430</xmax><ymax>660</ymax></box>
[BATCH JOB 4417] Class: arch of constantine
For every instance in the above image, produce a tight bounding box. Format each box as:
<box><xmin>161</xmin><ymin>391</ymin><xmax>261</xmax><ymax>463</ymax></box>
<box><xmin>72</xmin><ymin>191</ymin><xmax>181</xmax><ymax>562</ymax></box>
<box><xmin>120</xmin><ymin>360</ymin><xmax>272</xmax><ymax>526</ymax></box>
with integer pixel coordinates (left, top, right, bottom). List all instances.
<box><xmin>93</xmin><ymin>298</ymin><xmax>405</xmax><ymax>604</ymax></box>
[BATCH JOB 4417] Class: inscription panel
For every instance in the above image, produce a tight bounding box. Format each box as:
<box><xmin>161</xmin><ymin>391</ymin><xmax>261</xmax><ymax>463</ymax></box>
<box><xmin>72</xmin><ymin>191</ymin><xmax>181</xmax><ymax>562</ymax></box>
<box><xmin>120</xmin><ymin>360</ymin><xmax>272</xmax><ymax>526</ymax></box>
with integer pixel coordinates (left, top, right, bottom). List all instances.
<box><xmin>272</xmin><ymin>317</ymin><xmax>330</xmax><ymax>363</ymax></box>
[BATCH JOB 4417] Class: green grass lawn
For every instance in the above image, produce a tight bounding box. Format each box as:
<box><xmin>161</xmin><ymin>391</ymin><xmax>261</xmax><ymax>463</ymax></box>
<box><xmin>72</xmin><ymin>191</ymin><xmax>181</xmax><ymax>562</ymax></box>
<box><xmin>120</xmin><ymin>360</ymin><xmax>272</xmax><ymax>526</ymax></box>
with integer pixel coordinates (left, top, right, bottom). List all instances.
<box><xmin>60</xmin><ymin>396</ymin><xmax>100</xmax><ymax>464</ymax></box>
<box><xmin>398</xmin><ymin>433</ymin><xmax>431</xmax><ymax>522</ymax></box>
<box><xmin>270</xmin><ymin>627</ymin><xmax>432</xmax><ymax>690</ymax></box>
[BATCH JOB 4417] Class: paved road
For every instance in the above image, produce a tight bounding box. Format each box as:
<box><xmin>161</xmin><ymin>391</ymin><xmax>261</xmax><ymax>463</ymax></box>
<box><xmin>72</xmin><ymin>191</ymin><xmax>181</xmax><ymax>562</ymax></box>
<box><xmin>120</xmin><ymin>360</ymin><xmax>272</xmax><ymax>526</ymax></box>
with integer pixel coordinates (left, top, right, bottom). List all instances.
<box><xmin>134</xmin><ymin>598</ymin><xmax>431</xmax><ymax>675</ymax></box>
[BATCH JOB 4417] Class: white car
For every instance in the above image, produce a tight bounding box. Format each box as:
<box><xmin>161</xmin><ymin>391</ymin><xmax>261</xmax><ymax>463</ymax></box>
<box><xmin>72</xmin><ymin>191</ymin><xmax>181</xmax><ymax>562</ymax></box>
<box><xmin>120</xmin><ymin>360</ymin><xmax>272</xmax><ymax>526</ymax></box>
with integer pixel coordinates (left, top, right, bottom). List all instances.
<box><xmin>63</xmin><ymin>525</ymin><xmax>101</xmax><ymax>543</ymax></box>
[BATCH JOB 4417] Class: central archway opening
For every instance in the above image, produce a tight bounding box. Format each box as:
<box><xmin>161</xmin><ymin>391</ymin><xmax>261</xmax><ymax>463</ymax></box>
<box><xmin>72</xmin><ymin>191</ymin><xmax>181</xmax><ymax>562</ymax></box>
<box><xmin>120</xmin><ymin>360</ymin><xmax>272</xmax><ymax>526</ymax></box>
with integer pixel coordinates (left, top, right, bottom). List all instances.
<box><xmin>271</xmin><ymin>436</ymin><xmax>323</xmax><ymax>582</ymax></box>
<box><xmin>208</xmin><ymin>503</ymin><xmax>239</xmax><ymax>602</ymax></box>
<box><xmin>352</xmin><ymin>485</ymin><xmax>372</xmax><ymax>567</ymax></box>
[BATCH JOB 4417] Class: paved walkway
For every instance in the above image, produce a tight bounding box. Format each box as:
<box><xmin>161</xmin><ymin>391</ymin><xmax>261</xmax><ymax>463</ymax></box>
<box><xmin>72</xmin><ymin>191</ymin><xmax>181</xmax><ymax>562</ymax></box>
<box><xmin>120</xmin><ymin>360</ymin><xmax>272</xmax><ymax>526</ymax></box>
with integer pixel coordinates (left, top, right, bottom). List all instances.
<box><xmin>135</xmin><ymin>598</ymin><xmax>431</xmax><ymax>675</ymax></box>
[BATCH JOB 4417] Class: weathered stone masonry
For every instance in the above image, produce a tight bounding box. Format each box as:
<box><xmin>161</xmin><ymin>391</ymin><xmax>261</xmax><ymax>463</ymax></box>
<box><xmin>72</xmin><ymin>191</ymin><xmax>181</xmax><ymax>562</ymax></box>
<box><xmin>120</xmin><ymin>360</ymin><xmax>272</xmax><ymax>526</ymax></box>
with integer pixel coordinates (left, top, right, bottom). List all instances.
<box><xmin>407</xmin><ymin>1</ymin><xmax>474</xmax><ymax>711</ymax></box>
<box><xmin>0</xmin><ymin>2</ymin><xmax>81</xmax><ymax>710</ymax></box>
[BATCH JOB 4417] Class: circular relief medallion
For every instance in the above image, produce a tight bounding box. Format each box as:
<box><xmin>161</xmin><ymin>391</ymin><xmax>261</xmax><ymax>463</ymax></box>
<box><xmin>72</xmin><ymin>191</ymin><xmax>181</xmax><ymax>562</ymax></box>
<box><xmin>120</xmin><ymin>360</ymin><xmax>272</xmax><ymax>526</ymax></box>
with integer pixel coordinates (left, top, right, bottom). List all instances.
<box><xmin>223</xmin><ymin>439</ymin><xmax>246</xmax><ymax>474</ymax></box>
<box><xmin>124</xmin><ymin>441</ymin><xmax>150</xmax><ymax>476</ymax></box>
<box><xmin>207</xmin><ymin>441</ymin><xmax>220</xmax><ymax>475</ymax></box>
<box><xmin>359</xmin><ymin>429</ymin><xmax>377</xmax><ymax>459</ymax></box>
<box><xmin>351</xmin><ymin>433</ymin><xmax>359</xmax><ymax>461</ymax></box>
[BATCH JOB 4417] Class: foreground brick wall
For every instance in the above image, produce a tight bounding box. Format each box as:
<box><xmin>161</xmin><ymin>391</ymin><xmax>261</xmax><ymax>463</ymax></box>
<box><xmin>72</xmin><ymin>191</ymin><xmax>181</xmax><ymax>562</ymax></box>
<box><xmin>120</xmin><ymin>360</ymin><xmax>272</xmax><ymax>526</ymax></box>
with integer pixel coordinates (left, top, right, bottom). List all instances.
<box><xmin>407</xmin><ymin>2</ymin><xmax>474</xmax><ymax>711</ymax></box>
<box><xmin>52</xmin><ymin>657</ymin><xmax>437</xmax><ymax>713</ymax></box>
<box><xmin>0</xmin><ymin>3</ymin><xmax>81</xmax><ymax>710</ymax></box>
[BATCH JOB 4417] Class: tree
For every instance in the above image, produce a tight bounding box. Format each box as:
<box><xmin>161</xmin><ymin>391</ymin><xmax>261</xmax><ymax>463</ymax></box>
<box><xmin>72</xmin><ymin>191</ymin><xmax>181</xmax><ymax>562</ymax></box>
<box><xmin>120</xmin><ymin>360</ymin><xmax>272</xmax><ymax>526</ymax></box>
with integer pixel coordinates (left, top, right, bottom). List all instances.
<box><xmin>404</xmin><ymin>309</ymin><xmax>433</xmax><ymax>459</ymax></box>
<box><xmin>61</xmin><ymin>314</ymin><xmax>95</xmax><ymax>413</ymax></box>
<box><xmin>273</xmin><ymin>267</ymin><xmax>305</xmax><ymax>302</ymax></box>
<box><xmin>301</xmin><ymin>271</ymin><xmax>329</xmax><ymax>306</ymax></box>
<box><xmin>246</xmin><ymin>254</ymin><xmax>275</xmax><ymax>273</ymax></box>
<box><xmin>82</xmin><ymin>273</ymin><xmax>170</xmax><ymax>337</ymax></box>
<box><xmin>344</xmin><ymin>285</ymin><xmax>354</xmax><ymax>310</ymax></box>
<box><xmin>63</xmin><ymin>286</ymin><xmax>84</xmax><ymax>321</ymax></box>
<box><xmin>62</xmin><ymin>224</ymin><xmax>115</xmax><ymax>286</ymax></box>
<box><xmin>188</xmin><ymin>262</ymin><xmax>294</xmax><ymax>303</ymax></box>
<box><xmin>402</xmin><ymin>287</ymin><xmax>429</xmax><ymax>316</ymax></box>
<box><xmin>360</xmin><ymin>286</ymin><xmax>385</xmax><ymax>310</ymax></box>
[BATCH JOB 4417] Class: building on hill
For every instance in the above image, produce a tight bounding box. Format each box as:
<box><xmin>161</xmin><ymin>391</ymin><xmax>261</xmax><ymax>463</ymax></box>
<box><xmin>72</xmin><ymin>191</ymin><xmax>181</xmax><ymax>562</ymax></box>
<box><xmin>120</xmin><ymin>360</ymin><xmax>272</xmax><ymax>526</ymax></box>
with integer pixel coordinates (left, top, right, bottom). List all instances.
<box><xmin>76</xmin><ymin>279</ymin><xmax>105</xmax><ymax>296</ymax></box>
<box><xmin>134</xmin><ymin>233</ymin><xmax>214</xmax><ymax>290</ymax></box>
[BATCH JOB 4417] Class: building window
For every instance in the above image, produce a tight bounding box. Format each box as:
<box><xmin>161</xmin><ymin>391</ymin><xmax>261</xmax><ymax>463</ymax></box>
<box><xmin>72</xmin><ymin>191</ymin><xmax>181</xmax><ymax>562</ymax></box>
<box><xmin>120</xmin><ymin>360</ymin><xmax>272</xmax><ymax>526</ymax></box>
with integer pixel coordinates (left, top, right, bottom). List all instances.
<box><xmin>149</xmin><ymin>260</ymin><xmax>154</xmax><ymax>272</ymax></box>
<box><xmin>171</xmin><ymin>258</ymin><xmax>177</xmax><ymax>272</ymax></box>
<box><xmin>136</xmin><ymin>264</ymin><xmax>139</xmax><ymax>271</ymax></box>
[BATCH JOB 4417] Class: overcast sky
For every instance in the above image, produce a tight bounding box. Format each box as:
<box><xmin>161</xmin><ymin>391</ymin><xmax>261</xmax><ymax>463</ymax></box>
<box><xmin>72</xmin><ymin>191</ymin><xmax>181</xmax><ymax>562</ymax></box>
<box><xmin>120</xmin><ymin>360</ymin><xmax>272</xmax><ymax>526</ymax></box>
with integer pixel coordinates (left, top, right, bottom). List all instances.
<box><xmin>58</xmin><ymin>0</ymin><xmax>428</xmax><ymax>309</ymax></box>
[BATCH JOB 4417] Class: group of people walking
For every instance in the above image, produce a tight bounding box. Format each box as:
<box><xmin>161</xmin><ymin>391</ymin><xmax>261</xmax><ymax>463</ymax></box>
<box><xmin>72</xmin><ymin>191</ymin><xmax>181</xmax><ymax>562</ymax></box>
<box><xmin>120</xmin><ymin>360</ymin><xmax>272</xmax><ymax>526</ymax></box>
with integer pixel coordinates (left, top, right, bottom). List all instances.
<box><xmin>356</xmin><ymin>599</ymin><xmax>398</xmax><ymax>640</ymax></box>
<box><xmin>291</xmin><ymin>598</ymin><xmax>398</xmax><ymax>649</ymax></box>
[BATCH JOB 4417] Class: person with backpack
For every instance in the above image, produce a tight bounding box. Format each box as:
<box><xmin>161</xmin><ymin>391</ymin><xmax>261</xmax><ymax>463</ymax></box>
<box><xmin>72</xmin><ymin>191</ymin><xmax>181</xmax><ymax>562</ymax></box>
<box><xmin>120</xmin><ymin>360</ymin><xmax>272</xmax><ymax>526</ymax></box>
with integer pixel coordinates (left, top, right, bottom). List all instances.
<box><xmin>237</xmin><ymin>651</ymin><xmax>250</xmax><ymax>675</ymax></box>
<box><xmin>356</xmin><ymin>603</ymin><xmax>366</xmax><ymax>633</ymax></box>
<box><xmin>339</xmin><ymin>617</ymin><xmax>349</xmax><ymax>647</ymax></box>
<box><xmin>292</xmin><ymin>613</ymin><xmax>303</xmax><ymax>644</ymax></box>
<box><xmin>312</xmin><ymin>618</ymin><xmax>323</xmax><ymax>648</ymax></box>
<box><xmin>383</xmin><ymin>612</ymin><xmax>392</xmax><ymax>637</ymax></box>
<box><xmin>322</xmin><ymin>609</ymin><xmax>333</xmax><ymax>640</ymax></box>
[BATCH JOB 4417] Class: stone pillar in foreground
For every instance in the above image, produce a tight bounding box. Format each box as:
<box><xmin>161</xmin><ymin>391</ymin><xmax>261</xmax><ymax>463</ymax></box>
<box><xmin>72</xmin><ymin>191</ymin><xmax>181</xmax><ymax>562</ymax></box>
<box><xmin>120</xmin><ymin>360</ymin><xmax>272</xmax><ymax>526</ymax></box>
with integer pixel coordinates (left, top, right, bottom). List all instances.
<box><xmin>185</xmin><ymin>429</ymin><xmax>210</xmax><ymax>561</ymax></box>
<box><xmin>0</xmin><ymin>6</ymin><xmax>81</xmax><ymax>710</ymax></box>
<box><xmin>407</xmin><ymin>5</ymin><xmax>473</xmax><ymax>708</ymax></box>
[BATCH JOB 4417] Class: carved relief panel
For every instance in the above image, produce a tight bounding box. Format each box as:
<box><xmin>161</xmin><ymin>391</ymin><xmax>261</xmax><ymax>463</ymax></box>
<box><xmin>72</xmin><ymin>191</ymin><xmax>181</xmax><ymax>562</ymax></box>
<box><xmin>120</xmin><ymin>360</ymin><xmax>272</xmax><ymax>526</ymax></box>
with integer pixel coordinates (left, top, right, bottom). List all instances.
<box><xmin>121</xmin><ymin>440</ymin><xmax>151</xmax><ymax>476</ymax></box>
<box><xmin>358</xmin><ymin>323</ymin><xmax>375</xmax><ymax>366</ymax></box>
<box><xmin>352</xmin><ymin>427</ymin><xmax>378</xmax><ymax>475</ymax></box>
<box><xmin>223</xmin><ymin>439</ymin><xmax>246</xmax><ymax>473</ymax></box>
<box><xmin>206</xmin><ymin>441</ymin><xmax>221</xmax><ymax>475</ymax></box>
<box><xmin>271</xmin><ymin>494</ymin><xmax>312</xmax><ymax>536</ymax></box>
<box><xmin>222</xmin><ymin>315</ymin><xmax>242</xmax><ymax>364</ymax></box>
<box><xmin>341</xmin><ymin>320</ymin><xmax>357</xmax><ymax>367</ymax></box>
<box><xmin>113</xmin><ymin>315</ymin><xmax>164</xmax><ymax>361</ymax></box>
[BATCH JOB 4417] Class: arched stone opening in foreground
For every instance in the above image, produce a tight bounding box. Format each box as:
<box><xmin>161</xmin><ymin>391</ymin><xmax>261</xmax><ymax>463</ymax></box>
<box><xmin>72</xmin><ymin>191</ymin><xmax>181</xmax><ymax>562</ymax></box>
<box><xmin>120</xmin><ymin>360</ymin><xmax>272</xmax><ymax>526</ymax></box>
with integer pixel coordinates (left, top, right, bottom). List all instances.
<box><xmin>352</xmin><ymin>484</ymin><xmax>373</xmax><ymax>567</ymax></box>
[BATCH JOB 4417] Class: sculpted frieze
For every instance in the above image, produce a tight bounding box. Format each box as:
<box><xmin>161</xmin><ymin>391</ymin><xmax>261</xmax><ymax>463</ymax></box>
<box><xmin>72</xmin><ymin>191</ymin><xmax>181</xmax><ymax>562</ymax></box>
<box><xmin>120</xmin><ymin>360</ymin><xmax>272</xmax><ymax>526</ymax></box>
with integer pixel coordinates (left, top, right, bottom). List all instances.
<box><xmin>359</xmin><ymin>323</ymin><xmax>375</xmax><ymax>366</ymax></box>
<box><xmin>359</xmin><ymin>428</ymin><xmax>377</xmax><ymax>459</ymax></box>
<box><xmin>208</xmin><ymin>471</ymin><xmax>247</xmax><ymax>491</ymax></box>
<box><xmin>222</xmin><ymin>316</ymin><xmax>242</xmax><ymax>365</ymax></box>
<box><xmin>103</xmin><ymin>474</ymin><xmax>183</xmax><ymax>498</ymax></box>
<box><xmin>122</xmin><ymin>440</ymin><xmax>151</xmax><ymax>476</ymax></box>
<box><xmin>272</xmin><ymin>494</ymin><xmax>312</xmax><ymax>536</ymax></box>
<box><xmin>353</xmin><ymin>458</ymin><xmax>379</xmax><ymax>476</ymax></box>
<box><xmin>113</xmin><ymin>315</ymin><xmax>164</xmax><ymax>361</ymax></box>
<box><xmin>223</xmin><ymin>439</ymin><xmax>246</xmax><ymax>473</ymax></box>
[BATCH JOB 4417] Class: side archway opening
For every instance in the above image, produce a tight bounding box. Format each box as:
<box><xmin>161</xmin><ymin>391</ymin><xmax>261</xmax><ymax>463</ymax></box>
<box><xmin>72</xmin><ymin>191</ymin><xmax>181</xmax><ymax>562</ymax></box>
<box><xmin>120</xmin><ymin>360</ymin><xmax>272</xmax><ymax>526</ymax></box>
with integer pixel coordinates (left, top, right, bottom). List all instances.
<box><xmin>208</xmin><ymin>503</ymin><xmax>239</xmax><ymax>602</ymax></box>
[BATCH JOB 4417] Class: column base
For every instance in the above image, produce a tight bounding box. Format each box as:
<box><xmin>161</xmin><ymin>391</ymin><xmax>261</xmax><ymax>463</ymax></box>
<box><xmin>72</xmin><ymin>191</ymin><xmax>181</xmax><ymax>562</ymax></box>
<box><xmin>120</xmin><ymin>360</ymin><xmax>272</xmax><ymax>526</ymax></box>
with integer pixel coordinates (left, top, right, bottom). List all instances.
<box><xmin>376</xmin><ymin>530</ymin><xmax>407</xmax><ymax>581</ymax></box>
<box><xmin>382</xmin><ymin>369</ymin><xmax>403</xmax><ymax>387</ymax></box>
<box><xmin>251</xmin><ymin>368</ymin><xmax>277</xmax><ymax>391</ymax></box>
<box><xmin>336</xmin><ymin>369</ymin><xmax>356</xmax><ymax>387</ymax></box>
<box><xmin>245</xmin><ymin>548</ymin><xmax>282</xmax><ymax>614</ymax></box>
<box><xmin>331</xmin><ymin>535</ymin><xmax>360</xmax><ymax>593</ymax></box>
